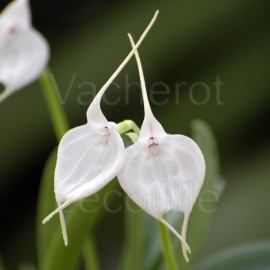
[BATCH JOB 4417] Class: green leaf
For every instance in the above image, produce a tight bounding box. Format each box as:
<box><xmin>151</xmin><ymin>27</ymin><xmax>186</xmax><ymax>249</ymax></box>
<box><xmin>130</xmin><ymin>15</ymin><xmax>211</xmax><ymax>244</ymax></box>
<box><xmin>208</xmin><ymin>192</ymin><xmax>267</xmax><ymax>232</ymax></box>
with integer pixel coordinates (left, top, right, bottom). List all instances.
<box><xmin>36</xmin><ymin>148</ymin><xmax>59</xmax><ymax>266</ymax></box>
<box><xmin>83</xmin><ymin>234</ymin><xmax>101</xmax><ymax>270</ymax></box>
<box><xmin>119</xmin><ymin>200</ymin><xmax>147</xmax><ymax>270</ymax></box>
<box><xmin>192</xmin><ymin>241</ymin><xmax>270</xmax><ymax>270</ymax></box>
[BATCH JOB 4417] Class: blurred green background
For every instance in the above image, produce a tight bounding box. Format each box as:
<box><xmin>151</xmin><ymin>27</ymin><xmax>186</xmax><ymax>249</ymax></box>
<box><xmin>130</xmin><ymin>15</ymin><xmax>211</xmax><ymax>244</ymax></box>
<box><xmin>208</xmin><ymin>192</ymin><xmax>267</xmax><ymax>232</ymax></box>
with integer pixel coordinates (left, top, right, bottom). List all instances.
<box><xmin>0</xmin><ymin>0</ymin><xmax>270</xmax><ymax>269</ymax></box>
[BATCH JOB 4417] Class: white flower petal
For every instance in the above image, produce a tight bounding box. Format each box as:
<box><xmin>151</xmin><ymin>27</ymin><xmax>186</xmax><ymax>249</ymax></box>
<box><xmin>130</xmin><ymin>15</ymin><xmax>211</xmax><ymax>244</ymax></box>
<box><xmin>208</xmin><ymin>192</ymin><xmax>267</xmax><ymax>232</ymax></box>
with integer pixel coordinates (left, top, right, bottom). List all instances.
<box><xmin>0</xmin><ymin>0</ymin><xmax>49</xmax><ymax>102</ymax></box>
<box><xmin>118</xmin><ymin>133</ymin><xmax>205</xmax><ymax>217</ymax></box>
<box><xmin>139</xmin><ymin>114</ymin><xmax>166</xmax><ymax>139</ymax></box>
<box><xmin>55</xmin><ymin>122</ymin><xmax>125</xmax><ymax>204</ymax></box>
<box><xmin>0</xmin><ymin>0</ymin><xmax>30</xmax><ymax>29</ymax></box>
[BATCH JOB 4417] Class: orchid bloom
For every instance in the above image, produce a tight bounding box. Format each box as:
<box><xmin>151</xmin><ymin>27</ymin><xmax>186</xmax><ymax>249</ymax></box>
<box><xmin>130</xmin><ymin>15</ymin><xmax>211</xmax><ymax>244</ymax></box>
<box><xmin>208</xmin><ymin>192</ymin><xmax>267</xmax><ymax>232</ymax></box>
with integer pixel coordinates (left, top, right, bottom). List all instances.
<box><xmin>0</xmin><ymin>0</ymin><xmax>49</xmax><ymax>102</ymax></box>
<box><xmin>117</xmin><ymin>34</ymin><xmax>206</xmax><ymax>262</ymax></box>
<box><xmin>42</xmin><ymin>11</ymin><xmax>159</xmax><ymax>245</ymax></box>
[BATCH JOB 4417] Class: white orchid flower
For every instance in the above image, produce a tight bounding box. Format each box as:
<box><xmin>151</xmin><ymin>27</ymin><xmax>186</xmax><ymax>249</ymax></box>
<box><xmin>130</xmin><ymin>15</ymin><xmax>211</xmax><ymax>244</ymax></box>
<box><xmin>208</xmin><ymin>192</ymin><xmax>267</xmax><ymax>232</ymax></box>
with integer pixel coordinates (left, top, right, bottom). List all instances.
<box><xmin>117</xmin><ymin>34</ymin><xmax>206</xmax><ymax>262</ymax></box>
<box><xmin>0</xmin><ymin>0</ymin><xmax>49</xmax><ymax>102</ymax></box>
<box><xmin>43</xmin><ymin>11</ymin><xmax>159</xmax><ymax>246</ymax></box>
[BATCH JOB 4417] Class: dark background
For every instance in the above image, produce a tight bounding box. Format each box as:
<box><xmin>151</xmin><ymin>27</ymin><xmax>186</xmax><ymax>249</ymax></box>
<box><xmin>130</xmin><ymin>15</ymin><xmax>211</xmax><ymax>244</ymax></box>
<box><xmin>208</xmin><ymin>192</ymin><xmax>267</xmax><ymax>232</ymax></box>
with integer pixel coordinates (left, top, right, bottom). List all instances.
<box><xmin>0</xmin><ymin>0</ymin><xmax>270</xmax><ymax>269</ymax></box>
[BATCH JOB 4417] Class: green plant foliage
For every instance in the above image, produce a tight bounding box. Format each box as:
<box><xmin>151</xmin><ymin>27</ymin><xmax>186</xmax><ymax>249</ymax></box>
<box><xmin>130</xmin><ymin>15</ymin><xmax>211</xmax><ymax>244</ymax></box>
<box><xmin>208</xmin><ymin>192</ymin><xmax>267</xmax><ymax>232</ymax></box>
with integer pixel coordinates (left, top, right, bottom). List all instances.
<box><xmin>192</xmin><ymin>241</ymin><xmax>270</xmax><ymax>270</ymax></box>
<box><xmin>36</xmin><ymin>149</ymin><xmax>59</xmax><ymax>265</ymax></box>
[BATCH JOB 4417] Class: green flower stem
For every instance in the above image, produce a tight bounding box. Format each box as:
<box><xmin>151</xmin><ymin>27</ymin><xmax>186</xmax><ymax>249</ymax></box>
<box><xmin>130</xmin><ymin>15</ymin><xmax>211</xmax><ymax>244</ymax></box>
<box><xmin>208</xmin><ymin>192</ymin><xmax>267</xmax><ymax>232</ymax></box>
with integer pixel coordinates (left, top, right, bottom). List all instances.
<box><xmin>117</xmin><ymin>120</ymin><xmax>140</xmax><ymax>136</ymax></box>
<box><xmin>39</xmin><ymin>68</ymin><xmax>69</xmax><ymax>142</ymax></box>
<box><xmin>83</xmin><ymin>235</ymin><xmax>101</xmax><ymax>270</ymax></box>
<box><xmin>158</xmin><ymin>221</ymin><xmax>179</xmax><ymax>270</ymax></box>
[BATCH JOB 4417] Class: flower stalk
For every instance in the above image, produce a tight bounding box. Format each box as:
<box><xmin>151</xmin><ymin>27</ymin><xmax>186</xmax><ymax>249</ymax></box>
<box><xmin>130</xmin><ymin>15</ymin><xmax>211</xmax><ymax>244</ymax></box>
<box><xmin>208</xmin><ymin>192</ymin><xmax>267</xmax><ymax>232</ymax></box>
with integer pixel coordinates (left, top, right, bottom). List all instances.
<box><xmin>39</xmin><ymin>68</ymin><xmax>69</xmax><ymax>141</ymax></box>
<box><xmin>158</xmin><ymin>220</ymin><xmax>179</xmax><ymax>270</ymax></box>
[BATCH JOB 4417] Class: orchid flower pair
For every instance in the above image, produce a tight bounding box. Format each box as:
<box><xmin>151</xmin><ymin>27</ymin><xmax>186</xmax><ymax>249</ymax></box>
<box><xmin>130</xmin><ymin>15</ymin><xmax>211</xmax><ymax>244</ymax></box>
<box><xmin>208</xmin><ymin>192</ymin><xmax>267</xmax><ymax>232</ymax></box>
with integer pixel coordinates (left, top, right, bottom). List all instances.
<box><xmin>42</xmin><ymin>10</ymin><xmax>205</xmax><ymax>262</ymax></box>
<box><xmin>0</xmin><ymin>0</ymin><xmax>49</xmax><ymax>102</ymax></box>
<box><xmin>1</xmin><ymin>0</ymin><xmax>204</xmax><ymax>262</ymax></box>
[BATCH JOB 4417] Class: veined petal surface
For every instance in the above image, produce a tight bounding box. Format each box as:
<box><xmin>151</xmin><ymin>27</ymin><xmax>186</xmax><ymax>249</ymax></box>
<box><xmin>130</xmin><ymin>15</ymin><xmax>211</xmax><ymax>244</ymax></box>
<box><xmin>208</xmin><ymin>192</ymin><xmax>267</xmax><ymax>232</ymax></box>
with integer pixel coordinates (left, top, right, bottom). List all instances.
<box><xmin>118</xmin><ymin>133</ymin><xmax>205</xmax><ymax>217</ymax></box>
<box><xmin>55</xmin><ymin>122</ymin><xmax>125</xmax><ymax>204</ymax></box>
